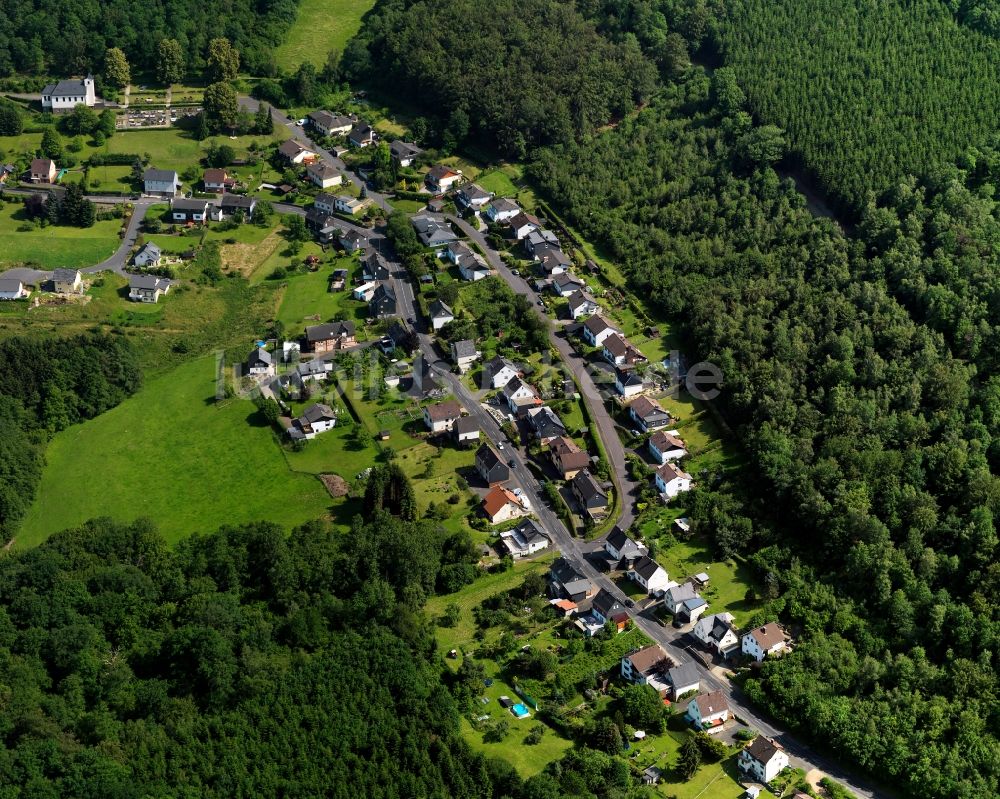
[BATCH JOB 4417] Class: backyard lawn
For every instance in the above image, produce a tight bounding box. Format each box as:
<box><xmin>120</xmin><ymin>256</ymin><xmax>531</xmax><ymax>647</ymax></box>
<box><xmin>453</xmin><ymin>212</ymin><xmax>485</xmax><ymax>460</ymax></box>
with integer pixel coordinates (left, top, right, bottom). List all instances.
<box><xmin>0</xmin><ymin>202</ymin><xmax>122</xmax><ymax>268</ymax></box>
<box><xmin>16</xmin><ymin>356</ymin><xmax>333</xmax><ymax>548</ymax></box>
<box><xmin>274</xmin><ymin>0</ymin><xmax>376</xmax><ymax>71</ymax></box>
<box><xmin>274</xmin><ymin>257</ymin><xmax>370</xmax><ymax>330</ymax></box>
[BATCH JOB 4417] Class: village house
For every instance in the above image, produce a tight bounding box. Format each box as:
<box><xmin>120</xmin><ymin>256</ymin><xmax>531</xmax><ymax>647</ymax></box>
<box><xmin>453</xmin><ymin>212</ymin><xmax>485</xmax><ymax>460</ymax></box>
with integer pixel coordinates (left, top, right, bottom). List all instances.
<box><xmin>430</xmin><ymin>299</ymin><xmax>455</xmax><ymax>331</ymax></box>
<box><xmin>742</xmin><ymin>623</ymin><xmax>790</xmax><ymax>662</ymax></box>
<box><xmin>481</xmin><ymin>485</ymin><xmax>527</xmax><ymax>524</ymax></box>
<box><xmin>336</xmin><ymin>195</ymin><xmax>370</xmax><ymax>216</ymax></box>
<box><xmin>143</xmin><ymin>168</ymin><xmax>181</xmax><ymax>197</ymax></box>
<box><xmin>294</xmin><ymin>359</ymin><xmax>332</xmax><ymax>385</ymax></box>
<box><xmin>425</xmin><ymin>164</ymin><xmax>463</xmax><ymax>193</ymax></box>
<box><xmin>693</xmin><ymin>613</ymin><xmax>740</xmax><ymax>657</ymax></box>
<box><xmin>663</xmin><ymin>582</ymin><xmax>707</xmax><ymax>622</ymax></box>
<box><xmin>455</xmin><ymin>183</ymin><xmax>493</xmax><ymax>210</ymax></box>
<box><xmin>587</xmin><ymin>588</ymin><xmax>628</xmax><ymax>633</ymax></box>
<box><xmin>288</xmin><ymin>403</ymin><xmax>338</xmax><ymax>440</ymax></box>
<box><xmin>526</xmin><ymin>405</ymin><xmax>567</xmax><ymax>444</ymax></box>
<box><xmin>412</xmin><ymin>215</ymin><xmax>458</xmax><ymax>247</ymax></box>
<box><xmin>52</xmin><ymin>268</ymin><xmax>83</xmax><ymax>294</ymax></box>
<box><xmin>508</xmin><ymin>211</ymin><xmax>541</xmax><ymax>240</ymax></box>
<box><xmin>369</xmin><ymin>283</ymin><xmax>397</xmax><ymax>318</ymax></box>
<box><xmin>450</xmin><ymin>339</ymin><xmax>479</xmax><ymax>372</ymax></box>
<box><xmin>127</xmin><ymin>274</ymin><xmax>170</xmax><ymax>303</ymax></box>
<box><xmin>655</xmin><ymin>461</ymin><xmax>693</xmax><ymax>499</ymax></box>
<box><xmin>484</xmin><ymin>197</ymin><xmax>521</xmax><ymax>225</ymax></box>
<box><xmin>502</xmin><ymin>376</ymin><xmax>542</xmax><ymax>414</ymax></box>
<box><xmin>620</xmin><ymin>645</ymin><xmax>670</xmax><ymax>692</ymax></box>
<box><xmin>170</xmin><ymin>198</ymin><xmax>210</xmax><ymax>224</ymax></box>
<box><xmin>628</xmin><ymin>555</ymin><xmax>671</xmax><ymax>595</ymax></box>
<box><xmin>571</xmin><ymin>470</ymin><xmax>609</xmax><ymax>517</ymax></box>
<box><xmin>30</xmin><ymin>158</ymin><xmax>56</xmax><ymax>183</ymax></box>
<box><xmin>499</xmin><ymin>518</ymin><xmax>550</xmax><ymax>559</ymax></box>
<box><xmin>666</xmin><ymin>662</ymin><xmax>701</xmax><ymax>700</ymax></box>
<box><xmin>459</xmin><ymin>252</ymin><xmax>491</xmax><ymax>281</ymax></box>
<box><xmin>305</xmin><ymin>321</ymin><xmax>356</xmax><ymax>352</ymax></box>
<box><xmin>551</xmin><ymin>272</ymin><xmax>585</xmax><ymax>297</ymax></box>
<box><xmin>278</xmin><ymin>139</ymin><xmax>316</xmax><ymax>164</ymax></box>
<box><xmin>548</xmin><ymin>436</ymin><xmax>591</xmax><ymax>480</ymax></box>
<box><xmin>203</xmin><ymin>168</ymin><xmax>235</xmax><ymax>193</ymax></box>
<box><xmin>307</xmin><ymin>161</ymin><xmax>343</xmax><ymax>189</ymax></box>
<box><xmin>41</xmin><ymin>75</ymin><xmax>96</xmax><ymax>112</ymax></box>
<box><xmin>524</xmin><ymin>228</ymin><xmax>560</xmax><ymax>256</ymax></box>
<box><xmin>389</xmin><ymin>140</ymin><xmax>422</xmax><ymax>167</ymax></box>
<box><xmin>535</xmin><ymin>244</ymin><xmax>573</xmax><ymax>275</ymax></box>
<box><xmin>339</xmin><ymin>229</ymin><xmax>368</xmax><ymax>253</ymax></box>
<box><xmin>687</xmin><ymin>690</ymin><xmax>730</xmax><ymax>731</ymax></box>
<box><xmin>582</xmin><ymin>314</ymin><xmax>621</xmax><ymax>348</ymax></box>
<box><xmin>549</xmin><ymin>557</ymin><xmax>595</xmax><ymax>603</ymax></box>
<box><xmin>0</xmin><ymin>278</ymin><xmax>28</xmax><ymax>300</ymax></box>
<box><xmin>212</xmin><ymin>194</ymin><xmax>257</xmax><ymax>222</ymax></box>
<box><xmin>603</xmin><ymin>333</ymin><xmax>647</xmax><ymax>367</ymax></box>
<box><xmin>649</xmin><ymin>431</ymin><xmax>687</xmax><ymax>464</ymax></box>
<box><xmin>453</xmin><ymin>416</ymin><xmax>480</xmax><ymax>446</ymax></box>
<box><xmin>413</xmin><ymin>356</ymin><xmax>444</xmax><ymax>397</ymax></box>
<box><xmin>566</xmin><ymin>291</ymin><xmax>600</xmax><ymax>320</ymax></box>
<box><xmin>740</xmin><ymin>737</ymin><xmax>789</xmax><ymax>784</ymax></box>
<box><xmin>483</xmin><ymin>356</ymin><xmax>519</xmax><ymax>390</ymax></box>
<box><xmin>423</xmin><ymin>400</ymin><xmax>463</xmax><ymax>433</ymax></box>
<box><xmin>348</xmin><ymin>123</ymin><xmax>376</xmax><ymax>148</ymax></box>
<box><xmin>314</xmin><ymin>193</ymin><xmax>338</xmax><ymax>216</ymax></box>
<box><xmin>361</xmin><ymin>250</ymin><xmax>392</xmax><ymax>282</ymax></box>
<box><xmin>629</xmin><ymin>395</ymin><xmax>671</xmax><ymax>432</ymax></box>
<box><xmin>615</xmin><ymin>368</ymin><xmax>645</xmax><ymax>398</ymax></box>
<box><xmin>308</xmin><ymin>110</ymin><xmax>354</xmax><ymax>137</ymax></box>
<box><xmin>475</xmin><ymin>443</ymin><xmax>510</xmax><ymax>486</ymax></box>
<box><xmin>246</xmin><ymin>347</ymin><xmax>274</xmax><ymax>376</ymax></box>
<box><xmin>133</xmin><ymin>242</ymin><xmax>162</xmax><ymax>268</ymax></box>
<box><xmin>604</xmin><ymin>526</ymin><xmax>645</xmax><ymax>563</ymax></box>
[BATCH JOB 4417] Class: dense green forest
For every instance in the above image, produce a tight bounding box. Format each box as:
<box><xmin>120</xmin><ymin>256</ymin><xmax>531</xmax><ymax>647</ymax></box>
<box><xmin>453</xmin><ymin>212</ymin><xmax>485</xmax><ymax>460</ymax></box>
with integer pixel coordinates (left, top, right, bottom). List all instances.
<box><xmin>714</xmin><ymin>0</ymin><xmax>1000</xmax><ymax>212</ymax></box>
<box><xmin>0</xmin><ymin>0</ymin><xmax>298</xmax><ymax>78</ymax></box>
<box><xmin>0</xmin><ymin>515</ymin><xmax>660</xmax><ymax>797</ymax></box>
<box><xmin>528</xmin><ymin>68</ymin><xmax>999</xmax><ymax>797</ymax></box>
<box><xmin>0</xmin><ymin>333</ymin><xmax>140</xmax><ymax>539</ymax></box>
<box><xmin>342</xmin><ymin>0</ymin><xmax>657</xmax><ymax>156</ymax></box>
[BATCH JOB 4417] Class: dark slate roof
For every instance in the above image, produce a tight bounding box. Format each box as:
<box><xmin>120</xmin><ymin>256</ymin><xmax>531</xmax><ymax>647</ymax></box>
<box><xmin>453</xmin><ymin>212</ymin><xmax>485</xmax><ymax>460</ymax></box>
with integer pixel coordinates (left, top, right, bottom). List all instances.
<box><xmin>305</xmin><ymin>321</ymin><xmax>355</xmax><ymax>341</ymax></box>
<box><xmin>454</xmin><ymin>416</ymin><xmax>479</xmax><ymax>435</ymax></box>
<box><xmin>300</xmin><ymin>403</ymin><xmax>336</xmax><ymax>423</ymax></box>
<box><xmin>390</xmin><ymin>140</ymin><xmax>422</xmax><ymax>158</ymax></box>
<box><xmin>744</xmin><ymin>736</ymin><xmax>783</xmax><ymax>765</ymax></box>
<box><xmin>572</xmin><ymin>470</ymin><xmax>607</xmax><ymax>502</ymax></box>
<box><xmin>591</xmin><ymin>588</ymin><xmax>623</xmax><ymax>619</ymax></box>
<box><xmin>430</xmin><ymin>299</ymin><xmax>454</xmax><ymax>319</ymax></box>
<box><xmin>143</xmin><ymin>168</ymin><xmax>177</xmax><ymax>182</ymax></box>
<box><xmin>172</xmin><ymin>198</ymin><xmax>209</xmax><ymax>211</ymax></box>
<box><xmin>631</xmin><ymin>555</ymin><xmax>663</xmax><ymax>580</ymax></box>
<box><xmin>451</xmin><ymin>339</ymin><xmax>477</xmax><ymax>359</ymax></box>
<box><xmin>221</xmin><ymin>194</ymin><xmax>256</xmax><ymax>209</ymax></box>
<box><xmin>529</xmin><ymin>406</ymin><xmax>566</xmax><ymax>438</ymax></box>
<box><xmin>52</xmin><ymin>268</ymin><xmax>80</xmax><ymax>282</ymax></box>
<box><xmin>667</xmin><ymin>662</ymin><xmax>700</xmax><ymax>689</ymax></box>
<box><xmin>44</xmin><ymin>78</ymin><xmax>89</xmax><ymax>95</ymax></box>
<box><xmin>248</xmin><ymin>347</ymin><xmax>272</xmax><ymax>365</ymax></box>
<box><xmin>128</xmin><ymin>274</ymin><xmax>169</xmax><ymax>290</ymax></box>
<box><xmin>476</xmin><ymin>443</ymin><xmax>505</xmax><ymax>472</ymax></box>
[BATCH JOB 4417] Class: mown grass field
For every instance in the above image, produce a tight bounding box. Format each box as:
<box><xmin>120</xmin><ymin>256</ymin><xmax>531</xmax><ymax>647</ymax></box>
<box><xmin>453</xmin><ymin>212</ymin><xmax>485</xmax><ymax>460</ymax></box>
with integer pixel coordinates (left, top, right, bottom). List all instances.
<box><xmin>16</xmin><ymin>356</ymin><xmax>333</xmax><ymax>549</ymax></box>
<box><xmin>0</xmin><ymin>202</ymin><xmax>122</xmax><ymax>268</ymax></box>
<box><xmin>274</xmin><ymin>0</ymin><xmax>376</xmax><ymax>71</ymax></box>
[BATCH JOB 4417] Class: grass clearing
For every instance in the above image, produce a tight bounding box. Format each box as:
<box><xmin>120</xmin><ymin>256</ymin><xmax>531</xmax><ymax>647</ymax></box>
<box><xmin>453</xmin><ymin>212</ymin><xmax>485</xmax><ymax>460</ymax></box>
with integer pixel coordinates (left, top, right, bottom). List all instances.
<box><xmin>16</xmin><ymin>356</ymin><xmax>332</xmax><ymax>548</ymax></box>
<box><xmin>274</xmin><ymin>0</ymin><xmax>376</xmax><ymax>71</ymax></box>
<box><xmin>476</xmin><ymin>169</ymin><xmax>519</xmax><ymax>197</ymax></box>
<box><xmin>0</xmin><ymin>203</ymin><xmax>122</xmax><ymax>269</ymax></box>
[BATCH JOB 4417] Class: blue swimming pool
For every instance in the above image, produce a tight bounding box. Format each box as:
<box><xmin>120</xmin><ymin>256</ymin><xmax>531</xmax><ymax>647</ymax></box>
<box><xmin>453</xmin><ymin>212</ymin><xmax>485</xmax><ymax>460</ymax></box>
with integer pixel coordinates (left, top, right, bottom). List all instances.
<box><xmin>511</xmin><ymin>703</ymin><xmax>530</xmax><ymax>718</ymax></box>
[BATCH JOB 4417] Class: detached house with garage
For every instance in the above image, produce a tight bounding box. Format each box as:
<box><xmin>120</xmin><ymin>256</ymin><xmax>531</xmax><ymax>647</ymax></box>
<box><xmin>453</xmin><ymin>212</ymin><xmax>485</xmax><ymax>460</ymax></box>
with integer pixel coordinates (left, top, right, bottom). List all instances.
<box><xmin>127</xmin><ymin>274</ymin><xmax>170</xmax><ymax>303</ymax></box>
<box><xmin>475</xmin><ymin>443</ymin><xmax>509</xmax><ymax>486</ymax></box>
<box><xmin>499</xmin><ymin>519</ymin><xmax>549</xmax><ymax>559</ymax></box>
<box><xmin>430</xmin><ymin>299</ymin><xmax>455</xmax><ymax>331</ymax></box>
<box><xmin>305</xmin><ymin>321</ymin><xmax>356</xmax><ymax>352</ymax></box>
<box><xmin>423</xmin><ymin>400</ymin><xmax>463</xmax><ymax>433</ymax></box>
<box><xmin>604</xmin><ymin>526</ymin><xmax>645</xmax><ymax>563</ymax></box>
<box><xmin>484</xmin><ymin>197</ymin><xmax>521</xmax><ymax>224</ymax></box>
<box><xmin>309</xmin><ymin>110</ymin><xmax>354</xmax><ymax>137</ymax></box>
<box><xmin>742</xmin><ymin>623</ymin><xmax>790</xmax><ymax>662</ymax></box>
<box><xmin>621</xmin><ymin>645</ymin><xmax>670</xmax><ymax>692</ymax></box>
<box><xmin>369</xmin><ymin>283</ymin><xmax>397</xmax><ymax>318</ymax></box>
<box><xmin>143</xmin><ymin>168</ymin><xmax>181</xmax><ymax>197</ymax></box>
<box><xmin>666</xmin><ymin>662</ymin><xmax>701</xmax><ymax>700</ymax></box>
<box><xmin>483</xmin><ymin>356</ymin><xmax>519</xmax><ymax>390</ymax></box>
<box><xmin>307</xmin><ymin>161</ymin><xmax>343</xmax><ymax>189</ymax></box>
<box><xmin>548</xmin><ymin>436</ymin><xmax>591</xmax><ymax>480</ymax></box>
<box><xmin>203</xmin><ymin>168</ymin><xmax>235</xmax><ymax>193</ymax></box>
<box><xmin>629</xmin><ymin>396</ymin><xmax>671</xmax><ymax>432</ymax></box>
<box><xmin>453</xmin><ymin>416</ymin><xmax>480</xmax><ymax>446</ymax></box>
<box><xmin>0</xmin><ymin>279</ymin><xmax>28</xmax><ymax>300</ymax></box>
<box><xmin>628</xmin><ymin>555</ymin><xmax>671</xmax><ymax>595</ymax></box>
<box><xmin>687</xmin><ymin>690</ymin><xmax>730</xmax><ymax>731</ymax></box>
<box><xmin>549</xmin><ymin>557</ymin><xmax>595</xmax><ymax>603</ymax></box>
<box><xmin>450</xmin><ymin>339</ymin><xmax>479</xmax><ymax>373</ymax></box>
<box><xmin>526</xmin><ymin>405</ymin><xmax>567</xmax><ymax>444</ymax></box>
<box><xmin>30</xmin><ymin>158</ymin><xmax>56</xmax><ymax>183</ymax></box>
<box><xmin>693</xmin><ymin>613</ymin><xmax>740</xmax><ymax>657</ymax></box>
<box><xmin>503</xmin><ymin>376</ymin><xmax>542</xmax><ymax>415</ymax></box>
<box><xmin>455</xmin><ymin>183</ymin><xmax>493</xmax><ymax>210</ymax></box>
<box><xmin>278</xmin><ymin>139</ymin><xmax>316</xmax><ymax>164</ymax></box>
<box><xmin>170</xmin><ymin>198</ymin><xmax>210</xmax><ymax>223</ymax></box>
<box><xmin>482</xmin><ymin>485</ymin><xmax>527</xmax><ymax>524</ymax></box>
<box><xmin>566</xmin><ymin>291</ymin><xmax>600</xmax><ymax>320</ymax></box>
<box><xmin>246</xmin><ymin>347</ymin><xmax>274</xmax><ymax>376</ymax></box>
<box><xmin>412</xmin><ymin>215</ymin><xmax>458</xmax><ymax>247</ymax></box>
<box><xmin>571</xmin><ymin>470</ymin><xmax>609</xmax><ymax>517</ymax></box>
<box><xmin>739</xmin><ymin>737</ymin><xmax>789</xmax><ymax>784</ymax></box>
<box><xmin>582</xmin><ymin>314</ymin><xmax>621</xmax><ymax>348</ymax></box>
<box><xmin>603</xmin><ymin>333</ymin><xmax>647</xmax><ymax>368</ymax></box>
<box><xmin>655</xmin><ymin>461</ymin><xmax>693</xmax><ymax>499</ymax></box>
<box><xmin>649</xmin><ymin>431</ymin><xmax>687</xmax><ymax>464</ymax></box>
<box><xmin>389</xmin><ymin>140</ymin><xmax>423</xmax><ymax>167</ymax></box>
<box><xmin>52</xmin><ymin>268</ymin><xmax>83</xmax><ymax>294</ymax></box>
<box><xmin>348</xmin><ymin>123</ymin><xmax>376</xmax><ymax>148</ymax></box>
<box><xmin>213</xmin><ymin>194</ymin><xmax>257</xmax><ymax>222</ymax></box>
<box><xmin>615</xmin><ymin>368</ymin><xmax>645</xmax><ymax>398</ymax></box>
<box><xmin>425</xmin><ymin>164</ymin><xmax>462</xmax><ymax>192</ymax></box>
<box><xmin>288</xmin><ymin>403</ymin><xmax>338</xmax><ymax>440</ymax></box>
<box><xmin>133</xmin><ymin>242</ymin><xmax>162</xmax><ymax>268</ymax></box>
<box><xmin>508</xmin><ymin>212</ymin><xmax>541</xmax><ymax>240</ymax></box>
<box><xmin>340</xmin><ymin>229</ymin><xmax>367</xmax><ymax>253</ymax></box>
